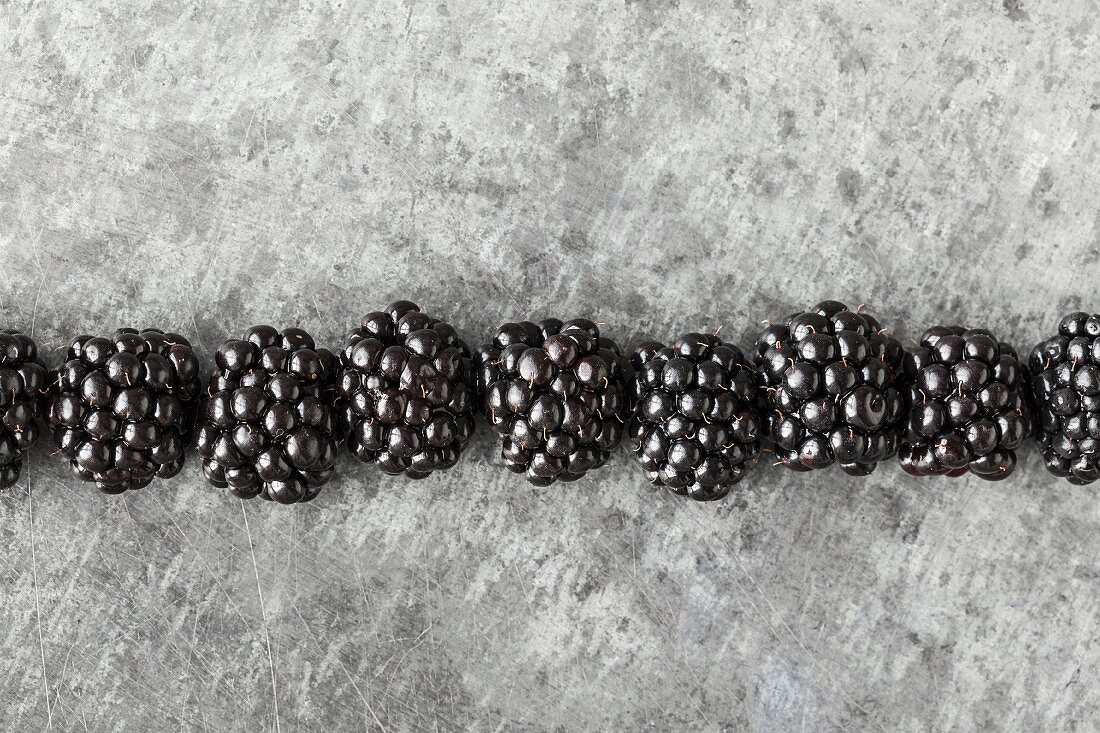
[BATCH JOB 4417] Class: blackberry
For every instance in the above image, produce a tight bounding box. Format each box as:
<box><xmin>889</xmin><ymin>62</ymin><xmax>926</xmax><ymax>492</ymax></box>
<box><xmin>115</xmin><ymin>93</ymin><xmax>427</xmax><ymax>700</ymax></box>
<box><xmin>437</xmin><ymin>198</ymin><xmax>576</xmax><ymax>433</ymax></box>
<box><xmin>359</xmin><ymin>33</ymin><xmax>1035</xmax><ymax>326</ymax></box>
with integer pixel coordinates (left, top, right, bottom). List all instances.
<box><xmin>196</xmin><ymin>326</ymin><xmax>339</xmax><ymax>503</ymax></box>
<box><xmin>475</xmin><ymin>318</ymin><xmax>628</xmax><ymax>486</ymax></box>
<box><xmin>899</xmin><ymin>326</ymin><xmax>1030</xmax><ymax>480</ymax></box>
<box><xmin>627</xmin><ymin>333</ymin><xmax>761</xmax><ymax>501</ymax></box>
<box><xmin>754</xmin><ymin>301</ymin><xmax>906</xmax><ymax>475</ymax></box>
<box><xmin>45</xmin><ymin>329</ymin><xmax>200</xmax><ymax>493</ymax></box>
<box><xmin>0</xmin><ymin>331</ymin><xmax>46</xmax><ymax>490</ymax></box>
<box><xmin>335</xmin><ymin>301</ymin><xmax>476</xmax><ymax>478</ymax></box>
<box><xmin>1030</xmin><ymin>312</ymin><xmax>1100</xmax><ymax>484</ymax></box>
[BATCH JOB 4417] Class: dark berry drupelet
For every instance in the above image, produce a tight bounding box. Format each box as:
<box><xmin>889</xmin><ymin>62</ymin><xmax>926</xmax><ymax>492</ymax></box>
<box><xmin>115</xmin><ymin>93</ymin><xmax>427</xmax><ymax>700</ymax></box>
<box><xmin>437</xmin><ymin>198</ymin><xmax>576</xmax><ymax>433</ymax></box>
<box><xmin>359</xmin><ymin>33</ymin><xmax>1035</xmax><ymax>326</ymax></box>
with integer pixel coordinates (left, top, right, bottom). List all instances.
<box><xmin>46</xmin><ymin>329</ymin><xmax>200</xmax><ymax>493</ymax></box>
<box><xmin>0</xmin><ymin>331</ymin><xmax>46</xmax><ymax>490</ymax></box>
<box><xmin>755</xmin><ymin>301</ymin><xmax>906</xmax><ymax>475</ymax></box>
<box><xmin>1030</xmin><ymin>312</ymin><xmax>1100</xmax><ymax>484</ymax></box>
<box><xmin>627</xmin><ymin>333</ymin><xmax>761</xmax><ymax>501</ymax></box>
<box><xmin>196</xmin><ymin>327</ymin><xmax>338</xmax><ymax>504</ymax></box>
<box><xmin>899</xmin><ymin>326</ymin><xmax>1031</xmax><ymax>480</ymax></box>
<box><xmin>475</xmin><ymin>319</ymin><xmax>629</xmax><ymax>486</ymax></box>
<box><xmin>335</xmin><ymin>301</ymin><xmax>476</xmax><ymax>478</ymax></box>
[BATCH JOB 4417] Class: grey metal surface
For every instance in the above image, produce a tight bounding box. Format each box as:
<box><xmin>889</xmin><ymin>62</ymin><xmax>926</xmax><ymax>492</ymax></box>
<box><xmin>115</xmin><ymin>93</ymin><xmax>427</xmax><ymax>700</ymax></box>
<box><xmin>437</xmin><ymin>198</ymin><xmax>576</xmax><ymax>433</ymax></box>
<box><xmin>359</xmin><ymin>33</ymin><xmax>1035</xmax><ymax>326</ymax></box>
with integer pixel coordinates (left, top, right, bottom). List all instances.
<box><xmin>2</xmin><ymin>1</ymin><xmax>1098</xmax><ymax>730</ymax></box>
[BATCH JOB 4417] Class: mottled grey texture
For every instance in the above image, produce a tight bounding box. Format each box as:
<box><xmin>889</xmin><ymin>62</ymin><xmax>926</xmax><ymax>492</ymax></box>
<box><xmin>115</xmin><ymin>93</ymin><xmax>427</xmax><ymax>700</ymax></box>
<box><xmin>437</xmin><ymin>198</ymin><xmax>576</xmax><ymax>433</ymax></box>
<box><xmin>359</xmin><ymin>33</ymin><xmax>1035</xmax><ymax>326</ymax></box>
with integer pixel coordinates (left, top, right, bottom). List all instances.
<box><xmin>1</xmin><ymin>1</ymin><xmax>1099</xmax><ymax>730</ymax></box>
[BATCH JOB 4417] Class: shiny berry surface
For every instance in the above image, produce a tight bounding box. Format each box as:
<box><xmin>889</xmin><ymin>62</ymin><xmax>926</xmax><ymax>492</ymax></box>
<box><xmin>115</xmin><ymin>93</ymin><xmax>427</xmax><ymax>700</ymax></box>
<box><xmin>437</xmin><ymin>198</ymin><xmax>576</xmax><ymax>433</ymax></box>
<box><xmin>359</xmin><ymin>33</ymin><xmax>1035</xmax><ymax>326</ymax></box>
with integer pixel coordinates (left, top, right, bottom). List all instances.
<box><xmin>45</xmin><ymin>329</ymin><xmax>200</xmax><ymax>494</ymax></box>
<box><xmin>475</xmin><ymin>318</ymin><xmax>628</xmax><ymax>486</ymax></box>
<box><xmin>628</xmin><ymin>333</ymin><xmax>760</xmax><ymax>501</ymax></box>
<box><xmin>335</xmin><ymin>301</ymin><xmax>475</xmax><ymax>479</ymax></box>
<box><xmin>754</xmin><ymin>301</ymin><xmax>905</xmax><ymax>475</ymax></box>
<box><xmin>899</xmin><ymin>326</ymin><xmax>1030</xmax><ymax>480</ymax></box>
<box><xmin>1030</xmin><ymin>312</ymin><xmax>1100</xmax><ymax>484</ymax></box>
<box><xmin>0</xmin><ymin>330</ymin><xmax>45</xmax><ymax>490</ymax></box>
<box><xmin>197</xmin><ymin>326</ymin><xmax>337</xmax><ymax>503</ymax></box>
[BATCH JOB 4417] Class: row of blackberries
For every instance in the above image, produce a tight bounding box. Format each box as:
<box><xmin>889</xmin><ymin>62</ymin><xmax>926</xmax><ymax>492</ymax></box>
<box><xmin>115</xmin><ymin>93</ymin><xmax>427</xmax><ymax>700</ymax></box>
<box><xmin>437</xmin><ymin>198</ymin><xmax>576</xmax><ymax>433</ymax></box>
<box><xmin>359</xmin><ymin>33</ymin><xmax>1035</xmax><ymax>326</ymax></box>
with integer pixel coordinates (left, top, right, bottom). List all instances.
<box><xmin>0</xmin><ymin>301</ymin><xmax>1091</xmax><ymax>502</ymax></box>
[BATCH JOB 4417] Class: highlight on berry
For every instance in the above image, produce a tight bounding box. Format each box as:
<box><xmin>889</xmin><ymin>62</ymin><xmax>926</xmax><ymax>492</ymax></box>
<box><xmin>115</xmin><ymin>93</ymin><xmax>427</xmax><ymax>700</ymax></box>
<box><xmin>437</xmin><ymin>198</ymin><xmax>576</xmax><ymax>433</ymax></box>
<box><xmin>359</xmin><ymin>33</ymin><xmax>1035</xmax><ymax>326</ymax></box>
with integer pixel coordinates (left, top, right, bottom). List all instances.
<box><xmin>754</xmin><ymin>301</ymin><xmax>906</xmax><ymax>477</ymax></box>
<box><xmin>475</xmin><ymin>318</ymin><xmax>628</xmax><ymax>486</ymax></box>
<box><xmin>628</xmin><ymin>333</ymin><xmax>760</xmax><ymax>501</ymax></box>
<box><xmin>335</xmin><ymin>301</ymin><xmax>476</xmax><ymax>479</ymax></box>
<box><xmin>1030</xmin><ymin>312</ymin><xmax>1100</xmax><ymax>485</ymax></box>
<box><xmin>0</xmin><ymin>331</ymin><xmax>46</xmax><ymax>490</ymax></box>
<box><xmin>46</xmin><ymin>329</ymin><xmax>200</xmax><ymax>494</ymax></box>
<box><xmin>195</xmin><ymin>326</ymin><xmax>338</xmax><ymax>504</ymax></box>
<box><xmin>899</xmin><ymin>326</ymin><xmax>1030</xmax><ymax>480</ymax></box>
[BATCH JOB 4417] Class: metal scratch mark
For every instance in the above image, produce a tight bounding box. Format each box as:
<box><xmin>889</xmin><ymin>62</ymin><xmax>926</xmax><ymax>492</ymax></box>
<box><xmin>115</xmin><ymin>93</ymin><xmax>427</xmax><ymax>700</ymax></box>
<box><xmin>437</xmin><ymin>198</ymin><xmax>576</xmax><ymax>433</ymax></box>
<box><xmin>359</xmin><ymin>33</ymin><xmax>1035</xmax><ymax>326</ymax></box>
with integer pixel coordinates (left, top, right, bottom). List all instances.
<box><xmin>26</xmin><ymin>458</ymin><xmax>53</xmax><ymax>730</ymax></box>
<box><xmin>241</xmin><ymin>501</ymin><xmax>281</xmax><ymax>733</ymax></box>
<box><xmin>294</xmin><ymin>606</ymin><xmax>390</xmax><ymax>732</ymax></box>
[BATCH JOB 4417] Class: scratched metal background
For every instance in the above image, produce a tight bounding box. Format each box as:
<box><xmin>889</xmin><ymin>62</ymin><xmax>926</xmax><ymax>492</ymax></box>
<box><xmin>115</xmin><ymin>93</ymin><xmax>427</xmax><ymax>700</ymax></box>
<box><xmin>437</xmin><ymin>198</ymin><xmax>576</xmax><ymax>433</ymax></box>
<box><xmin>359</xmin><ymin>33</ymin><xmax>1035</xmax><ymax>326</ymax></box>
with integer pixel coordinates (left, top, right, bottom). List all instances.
<box><xmin>3</xmin><ymin>1</ymin><xmax>1099</xmax><ymax>731</ymax></box>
